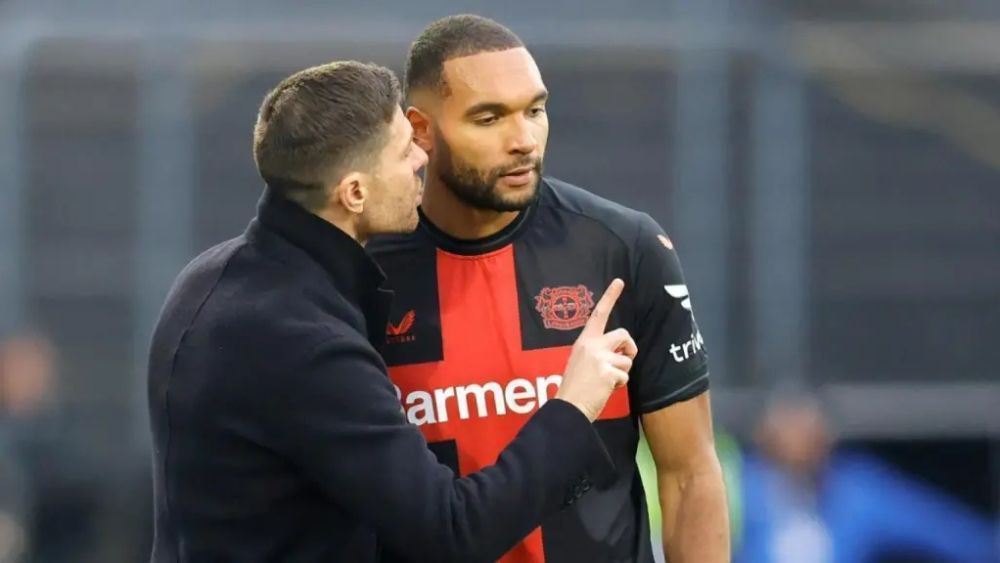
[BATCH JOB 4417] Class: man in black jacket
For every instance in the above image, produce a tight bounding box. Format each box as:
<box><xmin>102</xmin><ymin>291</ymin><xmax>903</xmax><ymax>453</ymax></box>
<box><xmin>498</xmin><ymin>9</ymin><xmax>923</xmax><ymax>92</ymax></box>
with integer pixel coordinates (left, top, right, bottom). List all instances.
<box><xmin>147</xmin><ymin>60</ymin><xmax>638</xmax><ymax>562</ymax></box>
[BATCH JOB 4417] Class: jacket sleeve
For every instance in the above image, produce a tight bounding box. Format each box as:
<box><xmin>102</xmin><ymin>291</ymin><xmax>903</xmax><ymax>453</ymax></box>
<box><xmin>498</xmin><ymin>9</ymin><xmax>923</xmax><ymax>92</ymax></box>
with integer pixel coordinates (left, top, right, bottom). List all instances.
<box><xmin>252</xmin><ymin>331</ymin><xmax>615</xmax><ymax>562</ymax></box>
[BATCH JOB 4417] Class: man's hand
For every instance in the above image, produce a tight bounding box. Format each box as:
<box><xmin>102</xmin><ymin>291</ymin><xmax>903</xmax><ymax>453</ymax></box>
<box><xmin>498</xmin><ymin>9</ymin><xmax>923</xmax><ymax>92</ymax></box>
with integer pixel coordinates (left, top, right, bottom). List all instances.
<box><xmin>556</xmin><ymin>279</ymin><xmax>638</xmax><ymax>421</ymax></box>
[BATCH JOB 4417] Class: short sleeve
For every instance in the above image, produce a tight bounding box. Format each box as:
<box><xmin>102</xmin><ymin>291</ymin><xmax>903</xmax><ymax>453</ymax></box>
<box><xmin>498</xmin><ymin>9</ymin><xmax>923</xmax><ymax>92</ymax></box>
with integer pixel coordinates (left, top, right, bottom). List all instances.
<box><xmin>628</xmin><ymin>214</ymin><xmax>710</xmax><ymax>413</ymax></box>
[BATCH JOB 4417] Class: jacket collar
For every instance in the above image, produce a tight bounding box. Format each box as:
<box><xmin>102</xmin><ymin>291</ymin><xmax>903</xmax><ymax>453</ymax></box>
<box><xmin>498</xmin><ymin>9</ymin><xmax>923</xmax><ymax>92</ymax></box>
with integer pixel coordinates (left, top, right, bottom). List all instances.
<box><xmin>255</xmin><ymin>187</ymin><xmax>387</xmax><ymax>304</ymax></box>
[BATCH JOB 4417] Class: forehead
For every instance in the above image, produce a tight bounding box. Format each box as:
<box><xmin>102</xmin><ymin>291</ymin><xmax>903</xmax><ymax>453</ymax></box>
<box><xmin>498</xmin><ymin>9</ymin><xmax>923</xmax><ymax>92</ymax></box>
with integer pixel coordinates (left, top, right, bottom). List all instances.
<box><xmin>441</xmin><ymin>48</ymin><xmax>544</xmax><ymax>105</ymax></box>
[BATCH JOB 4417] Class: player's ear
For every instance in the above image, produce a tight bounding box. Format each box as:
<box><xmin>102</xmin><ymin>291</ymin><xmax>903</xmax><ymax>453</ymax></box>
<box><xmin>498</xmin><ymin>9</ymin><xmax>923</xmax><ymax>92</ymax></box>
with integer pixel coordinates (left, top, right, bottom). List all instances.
<box><xmin>406</xmin><ymin>106</ymin><xmax>433</xmax><ymax>153</ymax></box>
<box><xmin>334</xmin><ymin>172</ymin><xmax>368</xmax><ymax>216</ymax></box>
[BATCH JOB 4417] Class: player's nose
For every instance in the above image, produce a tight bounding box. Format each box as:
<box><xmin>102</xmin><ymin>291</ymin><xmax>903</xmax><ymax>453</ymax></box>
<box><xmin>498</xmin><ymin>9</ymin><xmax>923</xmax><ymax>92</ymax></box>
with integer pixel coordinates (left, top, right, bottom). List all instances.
<box><xmin>507</xmin><ymin>118</ymin><xmax>539</xmax><ymax>155</ymax></box>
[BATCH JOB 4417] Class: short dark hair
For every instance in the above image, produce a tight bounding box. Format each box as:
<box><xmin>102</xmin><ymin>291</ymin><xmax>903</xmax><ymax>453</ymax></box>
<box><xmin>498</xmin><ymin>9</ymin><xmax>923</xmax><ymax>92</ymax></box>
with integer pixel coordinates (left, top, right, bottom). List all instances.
<box><xmin>253</xmin><ymin>61</ymin><xmax>401</xmax><ymax>210</ymax></box>
<box><xmin>405</xmin><ymin>14</ymin><xmax>523</xmax><ymax>98</ymax></box>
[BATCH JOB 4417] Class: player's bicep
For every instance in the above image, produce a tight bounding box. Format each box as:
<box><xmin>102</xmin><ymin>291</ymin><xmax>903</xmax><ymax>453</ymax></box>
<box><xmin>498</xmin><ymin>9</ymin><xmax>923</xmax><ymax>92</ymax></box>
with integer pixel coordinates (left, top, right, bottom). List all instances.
<box><xmin>628</xmin><ymin>215</ymin><xmax>709</xmax><ymax>413</ymax></box>
<box><xmin>641</xmin><ymin>391</ymin><xmax>718</xmax><ymax>474</ymax></box>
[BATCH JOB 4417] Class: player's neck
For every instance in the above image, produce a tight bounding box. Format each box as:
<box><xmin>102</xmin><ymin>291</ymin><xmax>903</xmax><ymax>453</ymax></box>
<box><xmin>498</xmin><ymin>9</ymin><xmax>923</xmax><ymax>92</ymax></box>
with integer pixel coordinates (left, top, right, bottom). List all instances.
<box><xmin>420</xmin><ymin>176</ymin><xmax>521</xmax><ymax>241</ymax></box>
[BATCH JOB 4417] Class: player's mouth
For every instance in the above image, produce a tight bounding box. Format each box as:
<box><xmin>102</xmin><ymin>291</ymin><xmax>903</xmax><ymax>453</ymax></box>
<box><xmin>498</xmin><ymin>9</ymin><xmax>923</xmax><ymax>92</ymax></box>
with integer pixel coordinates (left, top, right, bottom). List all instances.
<box><xmin>500</xmin><ymin>166</ymin><xmax>536</xmax><ymax>188</ymax></box>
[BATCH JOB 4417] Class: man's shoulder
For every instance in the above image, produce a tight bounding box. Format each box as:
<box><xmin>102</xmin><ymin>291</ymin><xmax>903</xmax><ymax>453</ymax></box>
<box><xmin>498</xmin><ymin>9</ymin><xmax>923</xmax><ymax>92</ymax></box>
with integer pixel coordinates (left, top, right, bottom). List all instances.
<box><xmin>538</xmin><ymin>176</ymin><xmax>659</xmax><ymax>248</ymax></box>
<box><xmin>217</xmin><ymin>257</ymin><xmax>358</xmax><ymax>338</ymax></box>
<box><xmin>161</xmin><ymin>235</ymin><xmax>248</xmax><ymax>320</ymax></box>
<box><xmin>168</xmin><ymin>232</ymin><xmax>360</xmax><ymax>347</ymax></box>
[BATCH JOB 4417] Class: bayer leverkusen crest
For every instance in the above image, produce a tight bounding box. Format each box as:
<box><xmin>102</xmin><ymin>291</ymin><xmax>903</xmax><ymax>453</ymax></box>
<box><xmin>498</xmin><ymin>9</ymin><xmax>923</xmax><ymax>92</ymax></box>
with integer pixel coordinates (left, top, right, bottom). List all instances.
<box><xmin>534</xmin><ymin>285</ymin><xmax>595</xmax><ymax>330</ymax></box>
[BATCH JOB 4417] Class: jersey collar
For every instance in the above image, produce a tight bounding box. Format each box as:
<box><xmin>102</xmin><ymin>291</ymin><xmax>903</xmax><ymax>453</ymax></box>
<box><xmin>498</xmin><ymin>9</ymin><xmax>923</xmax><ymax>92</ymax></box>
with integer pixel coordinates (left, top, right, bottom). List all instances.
<box><xmin>417</xmin><ymin>180</ymin><xmax>546</xmax><ymax>256</ymax></box>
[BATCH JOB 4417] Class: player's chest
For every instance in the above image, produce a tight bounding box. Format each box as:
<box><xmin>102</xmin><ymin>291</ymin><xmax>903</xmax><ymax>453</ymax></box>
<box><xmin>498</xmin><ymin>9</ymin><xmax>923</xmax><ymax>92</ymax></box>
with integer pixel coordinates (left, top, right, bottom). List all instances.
<box><xmin>379</xmin><ymin>242</ymin><xmax>628</xmax><ymax>368</ymax></box>
<box><xmin>379</xmin><ymin>243</ymin><xmax>631</xmax><ymax>426</ymax></box>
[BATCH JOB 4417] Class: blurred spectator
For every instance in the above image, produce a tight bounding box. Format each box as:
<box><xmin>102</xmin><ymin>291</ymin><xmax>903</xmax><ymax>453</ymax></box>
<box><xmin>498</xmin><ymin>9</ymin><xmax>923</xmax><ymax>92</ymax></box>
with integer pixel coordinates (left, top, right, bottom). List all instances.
<box><xmin>0</xmin><ymin>451</ymin><xmax>29</xmax><ymax>563</ymax></box>
<box><xmin>0</xmin><ymin>331</ymin><xmax>111</xmax><ymax>563</ymax></box>
<box><xmin>0</xmin><ymin>332</ymin><xmax>58</xmax><ymax>562</ymax></box>
<box><xmin>0</xmin><ymin>334</ymin><xmax>57</xmax><ymax>418</ymax></box>
<box><xmin>734</xmin><ymin>392</ymin><xmax>998</xmax><ymax>563</ymax></box>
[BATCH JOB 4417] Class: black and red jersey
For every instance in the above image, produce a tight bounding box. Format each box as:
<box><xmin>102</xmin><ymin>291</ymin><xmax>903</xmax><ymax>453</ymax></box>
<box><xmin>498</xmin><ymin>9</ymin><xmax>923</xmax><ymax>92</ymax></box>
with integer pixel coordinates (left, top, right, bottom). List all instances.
<box><xmin>369</xmin><ymin>177</ymin><xmax>710</xmax><ymax>563</ymax></box>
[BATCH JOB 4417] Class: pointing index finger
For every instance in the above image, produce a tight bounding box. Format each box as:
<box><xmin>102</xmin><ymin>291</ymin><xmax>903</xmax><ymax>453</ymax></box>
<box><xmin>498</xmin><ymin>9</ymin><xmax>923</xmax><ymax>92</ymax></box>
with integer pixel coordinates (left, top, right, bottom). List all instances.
<box><xmin>582</xmin><ymin>278</ymin><xmax>625</xmax><ymax>337</ymax></box>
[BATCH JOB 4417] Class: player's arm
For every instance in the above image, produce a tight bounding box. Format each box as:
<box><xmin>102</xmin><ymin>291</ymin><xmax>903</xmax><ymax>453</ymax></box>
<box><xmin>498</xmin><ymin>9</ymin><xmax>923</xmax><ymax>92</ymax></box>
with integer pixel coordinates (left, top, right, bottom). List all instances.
<box><xmin>643</xmin><ymin>394</ymin><xmax>729</xmax><ymax>562</ymax></box>
<box><xmin>628</xmin><ymin>214</ymin><xmax>730</xmax><ymax>562</ymax></box>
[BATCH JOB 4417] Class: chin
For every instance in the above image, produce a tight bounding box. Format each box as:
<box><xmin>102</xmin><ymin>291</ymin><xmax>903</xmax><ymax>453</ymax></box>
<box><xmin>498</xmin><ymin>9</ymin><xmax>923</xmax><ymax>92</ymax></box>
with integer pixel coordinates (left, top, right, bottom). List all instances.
<box><xmin>497</xmin><ymin>186</ymin><xmax>539</xmax><ymax>210</ymax></box>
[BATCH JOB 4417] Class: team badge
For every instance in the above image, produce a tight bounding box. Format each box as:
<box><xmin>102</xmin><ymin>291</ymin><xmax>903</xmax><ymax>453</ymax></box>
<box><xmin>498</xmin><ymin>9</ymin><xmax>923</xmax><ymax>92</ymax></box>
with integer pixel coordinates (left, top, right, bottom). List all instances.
<box><xmin>534</xmin><ymin>285</ymin><xmax>595</xmax><ymax>330</ymax></box>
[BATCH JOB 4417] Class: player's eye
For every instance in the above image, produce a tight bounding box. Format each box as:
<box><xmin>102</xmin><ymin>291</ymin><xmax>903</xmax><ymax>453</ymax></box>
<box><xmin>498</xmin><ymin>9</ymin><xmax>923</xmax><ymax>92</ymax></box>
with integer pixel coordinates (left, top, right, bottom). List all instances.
<box><xmin>528</xmin><ymin>106</ymin><xmax>546</xmax><ymax>117</ymax></box>
<box><xmin>474</xmin><ymin>114</ymin><xmax>499</xmax><ymax>126</ymax></box>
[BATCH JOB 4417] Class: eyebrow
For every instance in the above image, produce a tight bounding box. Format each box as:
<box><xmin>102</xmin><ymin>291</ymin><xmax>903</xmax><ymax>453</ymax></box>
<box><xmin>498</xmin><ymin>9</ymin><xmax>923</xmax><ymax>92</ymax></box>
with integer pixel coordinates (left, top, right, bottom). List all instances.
<box><xmin>463</xmin><ymin>90</ymin><xmax>549</xmax><ymax>119</ymax></box>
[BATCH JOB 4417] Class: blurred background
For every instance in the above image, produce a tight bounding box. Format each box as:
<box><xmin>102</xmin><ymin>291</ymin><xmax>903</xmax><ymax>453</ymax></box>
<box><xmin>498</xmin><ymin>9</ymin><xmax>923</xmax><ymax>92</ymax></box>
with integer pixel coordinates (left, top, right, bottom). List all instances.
<box><xmin>0</xmin><ymin>0</ymin><xmax>998</xmax><ymax>561</ymax></box>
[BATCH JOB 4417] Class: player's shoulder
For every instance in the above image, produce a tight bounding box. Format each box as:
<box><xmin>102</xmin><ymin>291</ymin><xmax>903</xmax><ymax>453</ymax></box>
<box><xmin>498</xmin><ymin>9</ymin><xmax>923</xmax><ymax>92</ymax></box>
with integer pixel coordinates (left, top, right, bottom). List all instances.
<box><xmin>537</xmin><ymin>176</ymin><xmax>662</xmax><ymax>245</ymax></box>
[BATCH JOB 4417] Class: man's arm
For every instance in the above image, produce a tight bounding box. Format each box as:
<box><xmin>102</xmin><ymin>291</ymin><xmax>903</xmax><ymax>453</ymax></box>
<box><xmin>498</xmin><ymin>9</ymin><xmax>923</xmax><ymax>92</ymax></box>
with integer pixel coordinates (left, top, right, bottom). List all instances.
<box><xmin>249</xmin><ymin>281</ymin><xmax>632</xmax><ymax>563</ymax></box>
<box><xmin>255</xmin><ymin>337</ymin><xmax>606</xmax><ymax>562</ymax></box>
<box><xmin>642</xmin><ymin>392</ymin><xmax>730</xmax><ymax>562</ymax></box>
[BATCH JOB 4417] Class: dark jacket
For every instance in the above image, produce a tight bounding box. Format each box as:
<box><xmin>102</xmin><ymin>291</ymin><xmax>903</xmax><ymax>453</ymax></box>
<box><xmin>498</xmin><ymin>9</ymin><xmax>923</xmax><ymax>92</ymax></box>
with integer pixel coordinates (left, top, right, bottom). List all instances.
<box><xmin>147</xmin><ymin>188</ymin><xmax>615</xmax><ymax>562</ymax></box>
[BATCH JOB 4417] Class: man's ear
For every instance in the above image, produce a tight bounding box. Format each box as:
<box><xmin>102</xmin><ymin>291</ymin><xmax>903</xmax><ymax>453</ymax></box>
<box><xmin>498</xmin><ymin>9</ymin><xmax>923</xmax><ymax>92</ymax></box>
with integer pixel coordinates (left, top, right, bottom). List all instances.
<box><xmin>406</xmin><ymin>106</ymin><xmax>433</xmax><ymax>153</ymax></box>
<box><xmin>335</xmin><ymin>172</ymin><xmax>368</xmax><ymax>215</ymax></box>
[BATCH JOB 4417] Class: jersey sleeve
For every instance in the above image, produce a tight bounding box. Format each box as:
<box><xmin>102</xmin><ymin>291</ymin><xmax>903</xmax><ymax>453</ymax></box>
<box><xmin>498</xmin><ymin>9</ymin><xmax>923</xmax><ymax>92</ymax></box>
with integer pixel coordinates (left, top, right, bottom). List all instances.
<box><xmin>628</xmin><ymin>214</ymin><xmax>710</xmax><ymax>413</ymax></box>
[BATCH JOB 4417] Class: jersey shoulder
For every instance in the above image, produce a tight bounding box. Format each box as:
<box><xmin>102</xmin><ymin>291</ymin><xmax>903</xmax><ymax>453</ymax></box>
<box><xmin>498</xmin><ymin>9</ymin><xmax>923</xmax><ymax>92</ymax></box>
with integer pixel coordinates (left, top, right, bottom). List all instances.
<box><xmin>538</xmin><ymin>176</ymin><xmax>663</xmax><ymax>247</ymax></box>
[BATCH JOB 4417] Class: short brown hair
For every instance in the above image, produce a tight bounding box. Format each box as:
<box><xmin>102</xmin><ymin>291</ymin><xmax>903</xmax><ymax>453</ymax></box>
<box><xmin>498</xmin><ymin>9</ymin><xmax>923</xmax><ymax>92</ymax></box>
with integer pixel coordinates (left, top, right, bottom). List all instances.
<box><xmin>253</xmin><ymin>61</ymin><xmax>401</xmax><ymax>210</ymax></box>
<box><xmin>405</xmin><ymin>15</ymin><xmax>523</xmax><ymax>98</ymax></box>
